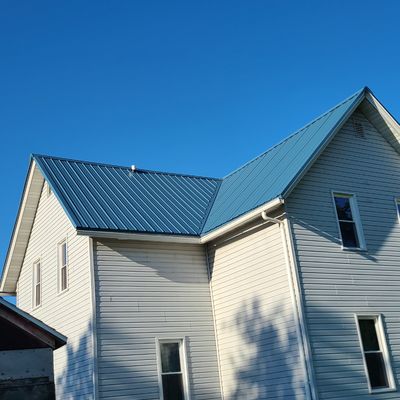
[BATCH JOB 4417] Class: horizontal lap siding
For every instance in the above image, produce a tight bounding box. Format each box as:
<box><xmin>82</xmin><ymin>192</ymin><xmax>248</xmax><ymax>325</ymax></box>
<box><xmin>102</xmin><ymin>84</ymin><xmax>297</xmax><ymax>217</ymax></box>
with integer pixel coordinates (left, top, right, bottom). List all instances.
<box><xmin>287</xmin><ymin>110</ymin><xmax>400</xmax><ymax>399</ymax></box>
<box><xmin>17</xmin><ymin>182</ymin><xmax>94</xmax><ymax>399</ymax></box>
<box><xmin>94</xmin><ymin>240</ymin><xmax>221</xmax><ymax>400</ymax></box>
<box><xmin>208</xmin><ymin>220</ymin><xmax>307</xmax><ymax>400</ymax></box>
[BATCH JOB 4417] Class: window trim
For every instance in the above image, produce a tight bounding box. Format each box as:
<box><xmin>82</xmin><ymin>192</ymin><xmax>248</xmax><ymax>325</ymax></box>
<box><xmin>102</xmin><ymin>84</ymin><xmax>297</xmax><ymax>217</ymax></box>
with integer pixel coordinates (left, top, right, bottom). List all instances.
<box><xmin>331</xmin><ymin>191</ymin><xmax>366</xmax><ymax>250</ymax></box>
<box><xmin>32</xmin><ymin>259</ymin><xmax>42</xmax><ymax>309</ymax></box>
<box><xmin>155</xmin><ymin>337</ymin><xmax>190</xmax><ymax>400</ymax></box>
<box><xmin>394</xmin><ymin>197</ymin><xmax>400</xmax><ymax>223</ymax></box>
<box><xmin>57</xmin><ymin>238</ymin><xmax>69</xmax><ymax>294</ymax></box>
<box><xmin>354</xmin><ymin>314</ymin><xmax>396</xmax><ymax>393</ymax></box>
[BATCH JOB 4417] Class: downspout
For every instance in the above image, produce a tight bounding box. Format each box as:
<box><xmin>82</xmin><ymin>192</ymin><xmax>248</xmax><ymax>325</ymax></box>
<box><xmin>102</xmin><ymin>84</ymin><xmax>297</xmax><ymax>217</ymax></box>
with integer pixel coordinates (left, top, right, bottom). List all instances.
<box><xmin>88</xmin><ymin>237</ymin><xmax>100</xmax><ymax>399</ymax></box>
<box><xmin>205</xmin><ymin>245</ymin><xmax>225</xmax><ymax>400</ymax></box>
<box><xmin>261</xmin><ymin>211</ymin><xmax>317</xmax><ymax>400</ymax></box>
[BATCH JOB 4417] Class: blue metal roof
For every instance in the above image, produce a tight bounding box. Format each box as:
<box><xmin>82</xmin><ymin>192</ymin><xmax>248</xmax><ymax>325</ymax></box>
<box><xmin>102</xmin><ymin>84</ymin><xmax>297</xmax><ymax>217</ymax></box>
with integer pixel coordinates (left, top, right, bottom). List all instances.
<box><xmin>33</xmin><ymin>88</ymin><xmax>367</xmax><ymax>236</ymax></box>
<box><xmin>34</xmin><ymin>155</ymin><xmax>221</xmax><ymax>235</ymax></box>
<box><xmin>202</xmin><ymin>87</ymin><xmax>366</xmax><ymax>232</ymax></box>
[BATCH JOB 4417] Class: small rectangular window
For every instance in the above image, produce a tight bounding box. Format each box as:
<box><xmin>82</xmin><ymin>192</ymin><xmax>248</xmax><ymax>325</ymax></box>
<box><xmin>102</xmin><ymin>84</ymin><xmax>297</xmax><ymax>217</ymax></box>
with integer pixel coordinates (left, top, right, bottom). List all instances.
<box><xmin>157</xmin><ymin>339</ymin><xmax>188</xmax><ymax>400</ymax></box>
<box><xmin>356</xmin><ymin>315</ymin><xmax>395</xmax><ymax>392</ymax></box>
<box><xmin>58</xmin><ymin>240</ymin><xmax>68</xmax><ymax>292</ymax></box>
<box><xmin>333</xmin><ymin>193</ymin><xmax>365</xmax><ymax>249</ymax></box>
<box><xmin>33</xmin><ymin>261</ymin><xmax>41</xmax><ymax>308</ymax></box>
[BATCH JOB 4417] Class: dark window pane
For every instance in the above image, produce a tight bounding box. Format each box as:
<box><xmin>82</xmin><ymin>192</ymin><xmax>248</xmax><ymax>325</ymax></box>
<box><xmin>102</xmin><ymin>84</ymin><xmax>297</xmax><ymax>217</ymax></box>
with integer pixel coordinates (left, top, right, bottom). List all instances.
<box><xmin>36</xmin><ymin>263</ymin><xmax>41</xmax><ymax>283</ymax></box>
<box><xmin>365</xmin><ymin>353</ymin><xmax>389</xmax><ymax>389</ymax></box>
<box><xmin>359</xmin><ymin>319</ymin><xmax>380</xmax><ymax>351</ymax></box>
<box><xmin>61</xmin><ymin>243</ymin><xmax>67</xmax><ymax>266</ymax></box>
<box><xmin>339</xmin><ymin>221</ymin><xmax>359</xmax><ymax>248</ymax></box>
<box><xmin>61</xmin><ymin>266</ymin><xmax>68</xmax><ymax>290</ymax></box>
<box><xmin>35</xmin><ymin>285</ymin><xmax>41</xmax><ymax>306</ymax></box>
<box><xmin>335</xmin><ymin>196</ymin><xmax>353</xmax><ymax>221</ymax></box>
<box><xmin>162</xmin><ymin>374</ymin><xmax>184</xmax><ymax>400</ymax></box>
<box><xmin>160</xmin><ymin>343</ymin><xmax>181</xmax><ymax>373</ymax></box>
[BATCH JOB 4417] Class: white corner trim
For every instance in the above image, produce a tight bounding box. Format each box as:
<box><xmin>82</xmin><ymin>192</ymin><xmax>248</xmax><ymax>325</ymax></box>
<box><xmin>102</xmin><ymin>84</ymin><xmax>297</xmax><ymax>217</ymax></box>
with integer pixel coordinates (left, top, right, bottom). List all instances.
<box><xmin>200</xmin><ymin>197</ymin><xmax>284</xmax><ymax>243</ymax></box>
<box><xmin>88</xmin><ymin>237</ymin><xmax>99</xmax><ymax>399</ymax></box>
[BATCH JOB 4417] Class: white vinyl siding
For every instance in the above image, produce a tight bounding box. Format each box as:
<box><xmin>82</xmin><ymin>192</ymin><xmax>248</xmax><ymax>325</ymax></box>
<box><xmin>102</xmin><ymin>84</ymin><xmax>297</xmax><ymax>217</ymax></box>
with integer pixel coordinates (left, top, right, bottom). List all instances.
<box><xmin>16</xmin><ymin>182</ymin><xmax>94</xmax><ymax>399</ymax></box>
<box><xmin>286</xmin><ymin>108</ymin><xmax>400</xmax><ymax>399</ymax></box>
<box><xmin>93</xmin><ymin>239</ymin><xmax>221</xmax><ymax>400</ymax></box>
<box><xmin>207</xmin><ymin>218</ymin><xmax>307</xmax><ymax>400</ymax></box>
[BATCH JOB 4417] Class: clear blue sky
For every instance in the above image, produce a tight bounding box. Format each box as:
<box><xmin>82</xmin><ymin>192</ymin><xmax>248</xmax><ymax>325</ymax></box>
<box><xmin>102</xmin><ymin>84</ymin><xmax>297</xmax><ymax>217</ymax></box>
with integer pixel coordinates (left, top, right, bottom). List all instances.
<box><xmin>1</xmin><ymin>0</ymin><xmax>400</xmax><ymax>282</ymax></box>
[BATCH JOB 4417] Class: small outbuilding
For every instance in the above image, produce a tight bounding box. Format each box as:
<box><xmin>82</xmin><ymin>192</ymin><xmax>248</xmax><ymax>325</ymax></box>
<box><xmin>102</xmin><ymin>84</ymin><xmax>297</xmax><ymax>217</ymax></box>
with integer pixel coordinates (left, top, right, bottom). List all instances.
<box><xmin>0</xmin><ymin>297</ymin><xmax>66</xmax><ymax>400</ymax></box>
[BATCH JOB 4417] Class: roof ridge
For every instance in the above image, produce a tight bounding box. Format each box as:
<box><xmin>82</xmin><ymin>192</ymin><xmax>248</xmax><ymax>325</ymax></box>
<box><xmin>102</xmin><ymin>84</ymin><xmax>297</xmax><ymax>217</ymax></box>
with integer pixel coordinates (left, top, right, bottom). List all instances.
<box><xmin>222</xmin><ymin>87</ymin><xmax>367</xmax><ymax>180</ymax></box>
<box><xmin>32</xmin><ymin>153</ymin><xmax>221</xmax><ymax>181</ymax></box>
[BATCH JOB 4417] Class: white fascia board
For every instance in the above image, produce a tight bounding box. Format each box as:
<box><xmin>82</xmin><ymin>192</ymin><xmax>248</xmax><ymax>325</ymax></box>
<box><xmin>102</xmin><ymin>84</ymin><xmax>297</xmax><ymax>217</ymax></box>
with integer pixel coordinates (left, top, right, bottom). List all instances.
<box><xmin>76</xmin><ymin>229</ymin><xmax>202</xmax><ymax>244</ymax></box>
<box><xmin>1</xmin><ymin>160</ymin><xmax>43</xmax><ymax>293</ymax></box>
<box><xmin>200</xmin><ymin>197</ymin><xmax>284</xmax><ymax>243</ymax></box>
<box><xmin>365</xmin><ymin>92</ymin><xmax>400</xmax><ymax>137</ymax></box>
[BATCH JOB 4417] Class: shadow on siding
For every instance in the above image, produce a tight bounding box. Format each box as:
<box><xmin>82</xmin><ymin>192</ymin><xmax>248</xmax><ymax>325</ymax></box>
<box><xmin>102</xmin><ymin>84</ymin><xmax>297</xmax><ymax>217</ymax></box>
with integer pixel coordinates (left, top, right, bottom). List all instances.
<box><xmin>228</xmin><ymin>299</ymin><xmax>301</xmax><ymax>400</ymax></box>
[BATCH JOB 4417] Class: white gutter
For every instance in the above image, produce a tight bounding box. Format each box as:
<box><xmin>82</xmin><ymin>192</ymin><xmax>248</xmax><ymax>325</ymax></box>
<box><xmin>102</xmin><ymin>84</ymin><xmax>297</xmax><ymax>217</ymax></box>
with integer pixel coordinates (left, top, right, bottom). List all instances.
<box><xmin>77</xmin><ymin>197</ymin><xmax>284</xmax><ymax>245</ymax></box>
<box><xmin>200</xmin><ymin>197</ymin><xmax>284</xmax><ymax>243</ymax></box>
<box><xmin>77</xmin><ymin>230</ymin><xmax>202</xmax><ymax>244</ymax></box>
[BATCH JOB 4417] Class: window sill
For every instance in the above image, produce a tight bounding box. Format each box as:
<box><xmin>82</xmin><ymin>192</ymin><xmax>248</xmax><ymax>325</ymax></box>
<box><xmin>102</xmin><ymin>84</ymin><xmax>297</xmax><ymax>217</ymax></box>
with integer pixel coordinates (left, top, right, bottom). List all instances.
<box><xmin>341</xmin><ymin>246</ymin><xmax>367</xmax><ymax>252</ymax></box>
<box><xmin>370</xmin><ymin>387</ymin><xmax>397</xmax><ymax>394</ymax></box>
<box><xmin>57</xmin><ymin>288</ymin><xmax>69</xmax><ymax>297</ymax></box>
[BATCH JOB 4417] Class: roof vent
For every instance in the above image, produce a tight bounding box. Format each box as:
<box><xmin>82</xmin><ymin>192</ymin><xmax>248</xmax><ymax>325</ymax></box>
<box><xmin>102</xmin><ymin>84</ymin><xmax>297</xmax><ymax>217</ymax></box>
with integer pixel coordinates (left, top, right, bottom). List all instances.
<box><xmin>131</xmin><ymin>165</ymin><xmax>137</xmax><ymax>172</ymax></box>
<box><xmin>352</xmin><ymin>118</ymin><xmax>365</xmax><ymax>138</ymax></box>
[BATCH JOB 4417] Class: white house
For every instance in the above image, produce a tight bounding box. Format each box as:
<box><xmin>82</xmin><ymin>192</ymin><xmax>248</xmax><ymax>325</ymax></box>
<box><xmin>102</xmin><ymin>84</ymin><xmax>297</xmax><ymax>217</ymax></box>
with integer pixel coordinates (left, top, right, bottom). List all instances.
<box><xmin>2</xmin><ymin>87</ymin><xmax>400</xmax><ymax>399</ymax></box>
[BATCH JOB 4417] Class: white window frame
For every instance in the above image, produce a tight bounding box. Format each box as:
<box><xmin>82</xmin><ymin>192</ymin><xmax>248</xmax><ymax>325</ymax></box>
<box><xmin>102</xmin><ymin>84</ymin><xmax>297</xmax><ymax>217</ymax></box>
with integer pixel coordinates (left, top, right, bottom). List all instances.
<box><xmin>58</xmin><ymin>238</ymin><xmax>69</xmax><ymax>294</ymax></box>
<box><xmin>331</xmin><ymin>191</ymin><xmax>366</xmax><ymax>250</ymax></box>
<box><xmin>394</xmin><ymin>197</ymin><xmax>400</xmax><ymax>223</ymax></box>
<box><xmin>32</xmin><ymin>259</ymin><xmax>42</xmax><ymax>309</ymax></box>
<box><xmin>155</xmin><ymin>337</ymin><xmax>190</xmax><ymax>400</ymax></box>
<box><xmin>354</xmin><ymin>314</ymin><xmax>396</xmax><ymax>393</ymax></box>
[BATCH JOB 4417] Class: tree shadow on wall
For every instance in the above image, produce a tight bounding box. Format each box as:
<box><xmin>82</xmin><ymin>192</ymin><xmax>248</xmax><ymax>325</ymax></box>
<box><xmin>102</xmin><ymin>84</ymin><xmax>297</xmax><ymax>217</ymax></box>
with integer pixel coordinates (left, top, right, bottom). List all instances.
<box><xmin>228</xmin><ymin>299</ymin><xmax>301</xmax><ymax>400</ymax></box>
<box><xmin>228</xmin><ymin>297</ymin><xmax>398</xmax><ymax>400</ymax></box>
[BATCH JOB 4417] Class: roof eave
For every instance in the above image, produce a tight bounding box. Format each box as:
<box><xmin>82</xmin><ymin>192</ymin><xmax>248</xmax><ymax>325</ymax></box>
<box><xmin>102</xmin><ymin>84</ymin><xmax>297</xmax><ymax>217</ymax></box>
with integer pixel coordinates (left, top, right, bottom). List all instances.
<box><xmin>1</xmin><ymin>159</ymin><xmax>45</xmax><ymax>293</ymax></box>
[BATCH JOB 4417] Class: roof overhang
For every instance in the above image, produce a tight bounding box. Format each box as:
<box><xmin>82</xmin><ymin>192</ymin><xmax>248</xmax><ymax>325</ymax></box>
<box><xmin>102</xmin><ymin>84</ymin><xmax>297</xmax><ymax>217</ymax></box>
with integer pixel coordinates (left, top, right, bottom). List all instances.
<box><xmin>0</xmin><ymin>297</ymin><xmax>67</xmax><ymax>349</ymax></box>
<box><xmin>1</xmin><ymin>160</ymin><xmax>44</xmax><ymax>294</ymax></box>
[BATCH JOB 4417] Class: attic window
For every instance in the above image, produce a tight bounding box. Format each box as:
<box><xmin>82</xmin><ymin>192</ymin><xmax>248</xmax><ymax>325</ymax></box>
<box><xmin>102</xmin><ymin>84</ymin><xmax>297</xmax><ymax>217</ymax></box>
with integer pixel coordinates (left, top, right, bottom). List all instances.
<box><xmin>352</xmin><ymin>118</ymin><xmax>365</xmax><ymax>138</ymax></box>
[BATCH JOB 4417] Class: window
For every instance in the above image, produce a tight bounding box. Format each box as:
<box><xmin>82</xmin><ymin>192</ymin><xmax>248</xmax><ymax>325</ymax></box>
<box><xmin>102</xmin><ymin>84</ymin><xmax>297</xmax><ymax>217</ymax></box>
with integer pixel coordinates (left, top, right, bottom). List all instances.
<box><xmin>333</xmin><ymin>193</ymin><xmax>365</xmax><ymax>249</ymax></box>
<box><xmin>58</xmin><ymin>240</ymin><xmax>68</xmax><ymax>292</ymax></box>
<box><xmin>157</xmin><ymin>339</ymin><xmax>189</xmax><ymax>400</ymax></box>
<box><xmin>33</xmin><ymin>261</ymin><xmax>41</xmax><ymax>307</ymax></box>
<box><xmin>356</xmin><ymin>315</ymin><xmax>395</xmax><ymax>392</ymax></box>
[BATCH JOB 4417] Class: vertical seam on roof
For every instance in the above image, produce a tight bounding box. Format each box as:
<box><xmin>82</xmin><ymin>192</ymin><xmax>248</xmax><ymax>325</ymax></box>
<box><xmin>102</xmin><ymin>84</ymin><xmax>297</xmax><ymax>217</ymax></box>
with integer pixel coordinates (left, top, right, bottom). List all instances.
<box><xmin>199</xmin><ymin>180</ymin><xmax>223</xmax><ymax>234</ymax></box>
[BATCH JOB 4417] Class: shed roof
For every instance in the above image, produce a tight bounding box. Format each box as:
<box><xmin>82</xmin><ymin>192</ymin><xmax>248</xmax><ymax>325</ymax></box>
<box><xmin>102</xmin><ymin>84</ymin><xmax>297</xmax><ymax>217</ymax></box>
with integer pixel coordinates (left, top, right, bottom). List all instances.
<box><xmin>0</xmin><ymin>297</ymin><xmax>67</xmax><ymax>350</ymax></box>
